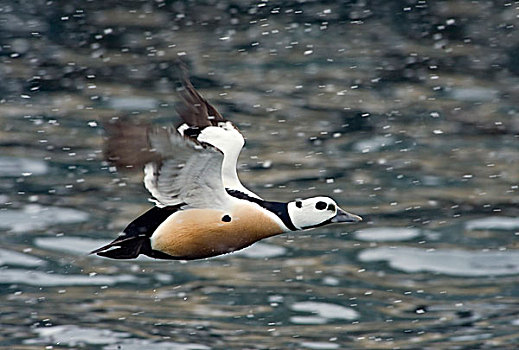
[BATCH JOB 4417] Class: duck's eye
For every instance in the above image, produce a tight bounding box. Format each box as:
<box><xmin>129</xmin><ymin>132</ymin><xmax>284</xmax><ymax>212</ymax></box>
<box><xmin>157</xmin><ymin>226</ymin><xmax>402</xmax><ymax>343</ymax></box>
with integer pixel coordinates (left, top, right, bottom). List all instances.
<box><xmin>327</xmin><ymin>204</ymin><xmax>336</xmax><ymax>211</ymax></box>
<box><xmin>295</xmin><ymin>200</ymin><xmax>303</xmax><ymax>208</ymax></box>
<box><xmin>315</xmin><ymin>201</ymin><xmax>327</xmax><ymax>210</ymax></box>
<box><xmin>222</xmin><ymin>215</ymin><xmax>231</xmax><ymax>222</ymax></box>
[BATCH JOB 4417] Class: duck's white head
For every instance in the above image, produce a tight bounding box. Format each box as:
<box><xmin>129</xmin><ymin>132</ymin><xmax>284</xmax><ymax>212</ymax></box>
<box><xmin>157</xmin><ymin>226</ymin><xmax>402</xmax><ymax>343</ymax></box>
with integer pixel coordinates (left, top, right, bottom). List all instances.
<box><xmin>287</xmin><ymin>196</ymin><xmax>362</xmax><ymax>230</ymax></box>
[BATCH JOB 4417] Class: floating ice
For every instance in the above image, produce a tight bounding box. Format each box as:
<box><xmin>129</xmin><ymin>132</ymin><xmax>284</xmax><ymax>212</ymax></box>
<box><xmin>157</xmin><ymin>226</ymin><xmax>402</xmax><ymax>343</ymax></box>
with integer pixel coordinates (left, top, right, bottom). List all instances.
<box><xmin>0</xmin><ymin>269</ymin><xmax>136</xmax><ymax>286</ymax></box>
<box><xmin>104</xmin><ymin>341</ymin><xmax>211</xmax><ymax>350</ymax></box>
<box><xmin>465</xmin><ymin>216</ymin><xmax>519</xmax><ymax>231</ymax></box>
<box><xmin>0</xmin><ymin>156</ymin><xmax>48</xmax><ymax>176</ymax></box>
<box><xmin>354</xmin><ymin>227</ymin><xmax>421</xmax><ymax>241</ymax></box>
<box><xmin>26</xmin><ymin>325</ymin><xmax>211</xmax><ymax>350</ymax></box>
<box><xmin>290</xmin><ymin>301</ymin><xmax>359</xmax><ymax>324</ymax></box>
<box><xmin>0</xmin><ymin>248</ymin><xmax>44</xmax><ymax>267</ymax></box>
<box><xmin>35</xmin><ymin>237</ymin><xmax>108</xmax><ymax>255</ymax></box>
<box><xmin>358</xmin><ymin>247</ymin><xmax>519</xmax><ymax>276</ymax></box>
<box><xmin>289</xmin><ymin>316</ymin><xmax>328</xmax><ymax>325</ymax></box>
<box><xmin>27</xmin><ymin>325</ymin><xmax>130</xmax><ymax>346</ymax></box>
<box><xmin>232</xmin><ymin>242</ymin><xmax>286</xmax><ymax>258</ymax></box>
<box><xmin>300</xmin><ymin>341</ymin><xmax>340</xmax><ymax>350</ymax></box>
<box><xmin>0</xmin><ymin>205</ymin><xmax>89</xmax><ymax>233</ymax></box>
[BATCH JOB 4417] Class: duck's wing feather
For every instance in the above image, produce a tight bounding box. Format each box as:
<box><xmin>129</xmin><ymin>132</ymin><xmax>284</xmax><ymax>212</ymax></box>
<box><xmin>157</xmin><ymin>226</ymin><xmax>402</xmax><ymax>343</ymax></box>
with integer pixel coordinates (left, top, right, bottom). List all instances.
<box><xmin>176</xmin><ymin>74</ymin><xmax>226</xmax><ymax>129</ymax></box>
<box><xmin>144</xmin><ymin>126</ymin><xmax>231</xmax><ymax>209</ymax></box>
<box><xmin>175</xmin><ymin>75</ymin><xmax>262</xmax><ymax>200</ymax></box>
<box><xmin>104</xmin><ymin>120</ymin><xmax>158</xmax><ymax>169</ymax></box>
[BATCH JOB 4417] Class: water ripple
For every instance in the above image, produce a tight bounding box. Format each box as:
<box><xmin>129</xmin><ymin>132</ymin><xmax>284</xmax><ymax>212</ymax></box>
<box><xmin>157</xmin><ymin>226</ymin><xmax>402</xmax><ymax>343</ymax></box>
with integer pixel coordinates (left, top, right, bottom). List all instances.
<box><xmin>290</xmin><ymin>301</ymin><xmax>359</xmax><ymax>325</ymax></box>
<box><xmin>0</xmin><ymin>248</ymin><xmax>44</xmax><ymax>267</ymax></box>
<box><xmin>0</xmin><ymin>156</ymin><xmax>48</xmax><ymax>177</ymax></box>
<box><xmin>465</xmin><ymin>216</ymin><xmax>519</xmax><ymax>231</ymax></box>
<box><xmin>358</xmin><ymin>247</ymin><xmax>519</xmax><ymax>276</ymax></box>
<box><xmin>353</xmin><ymin>227</ymin><xmax>423</xmax><ymax>241</ymax></box>
<box><xmin>0</xmin><ymin>205</ymin><xmax>89</xmax><ymax>233</ymax></box>
<box><xmin>26</xmin><ymin>325</ymin><xmax>211</xmax><ymax>349</ymax></box>
<box><xmin>0</xmin><ymin>269</ymin><xmax>137</xmax><ymax>286</ymax></box>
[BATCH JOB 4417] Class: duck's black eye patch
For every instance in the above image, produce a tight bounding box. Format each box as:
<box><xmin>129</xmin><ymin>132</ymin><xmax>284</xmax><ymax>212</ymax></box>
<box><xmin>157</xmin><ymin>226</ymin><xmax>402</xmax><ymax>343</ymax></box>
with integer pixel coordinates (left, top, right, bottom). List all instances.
<box><xmin>295</xmin><ymin>201</ymin><xmax>302</xmax><ymax>208</ymax></box>
<box><xmin>327</xmin><ymin>204</ymin><xmax>335</xmax><ymax>211</ymax></box>
<box><xmin>222</xmin><ymin>215</ymin><xmax>231</xmax><ymax>222</ymax></box>
<box><xmin>315</xmin><ymin>201</ymin><xmax>327</xmax><ymax>210</ymax></box>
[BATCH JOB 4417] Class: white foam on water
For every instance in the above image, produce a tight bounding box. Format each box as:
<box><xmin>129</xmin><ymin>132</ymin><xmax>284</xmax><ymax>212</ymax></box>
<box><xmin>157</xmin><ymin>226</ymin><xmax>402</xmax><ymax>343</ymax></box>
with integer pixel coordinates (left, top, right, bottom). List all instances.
<box><xmin>359</xmin><ymin>247</ymin><xmax>519</xmax><ymax>276</ymax></box>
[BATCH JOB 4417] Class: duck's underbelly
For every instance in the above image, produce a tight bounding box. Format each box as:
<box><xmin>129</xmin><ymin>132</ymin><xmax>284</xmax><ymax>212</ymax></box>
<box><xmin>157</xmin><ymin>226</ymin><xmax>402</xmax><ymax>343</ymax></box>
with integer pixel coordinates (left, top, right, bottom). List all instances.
<box><xmin>150</xmin><ymin>207</ymin><xmax>285</xmax><ymax>259</ymax></box>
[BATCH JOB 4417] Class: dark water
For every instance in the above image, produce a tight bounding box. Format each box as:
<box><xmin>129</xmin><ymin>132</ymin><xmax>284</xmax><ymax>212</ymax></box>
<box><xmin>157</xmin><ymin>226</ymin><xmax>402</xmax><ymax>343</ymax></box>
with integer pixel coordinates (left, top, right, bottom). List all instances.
<box><xmin>1</xmin><ymin>1</ymin><xmax>518</xmax><ymax>349</ymax></box>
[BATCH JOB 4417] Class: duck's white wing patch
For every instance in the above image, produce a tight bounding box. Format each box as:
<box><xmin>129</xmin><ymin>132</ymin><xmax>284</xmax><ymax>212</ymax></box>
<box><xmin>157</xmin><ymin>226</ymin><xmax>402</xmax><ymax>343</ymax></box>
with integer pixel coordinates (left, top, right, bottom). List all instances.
<box><xmin>176</xmin><ymin>123</ymin><xmax>189</xmax><ymax>136</ymax></box>
<box><xmin>143</xmin><ymin>127</ymin><xmax>230</xmax><ymax>209</ymax></box>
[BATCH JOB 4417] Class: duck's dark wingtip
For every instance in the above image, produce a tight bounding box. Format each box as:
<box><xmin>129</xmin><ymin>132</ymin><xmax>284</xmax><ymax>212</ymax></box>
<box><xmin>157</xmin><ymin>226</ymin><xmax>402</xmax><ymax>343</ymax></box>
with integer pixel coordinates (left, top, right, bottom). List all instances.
<box><xmin>88</xmin><ymin>245</ymin><xmax>110</xmax><ymax>256</ymax></box>
<box><xmin>95</xmin><ymin>248</ymin><xmax>140</xmax><ymax>260</ymax></box>
<box><xmin>89</xmin><ymin>235</ymin><xmax>147</xmax><ymax>259</ymax></box>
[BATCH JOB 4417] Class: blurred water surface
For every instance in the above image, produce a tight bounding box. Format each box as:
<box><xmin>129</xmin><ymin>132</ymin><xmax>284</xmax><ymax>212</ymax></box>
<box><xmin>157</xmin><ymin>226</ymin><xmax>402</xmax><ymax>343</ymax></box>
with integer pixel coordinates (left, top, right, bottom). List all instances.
<box><xmin>1</xmin><ymin>1</ymin><xmax>518</xmax><ymax>349</ymax></box>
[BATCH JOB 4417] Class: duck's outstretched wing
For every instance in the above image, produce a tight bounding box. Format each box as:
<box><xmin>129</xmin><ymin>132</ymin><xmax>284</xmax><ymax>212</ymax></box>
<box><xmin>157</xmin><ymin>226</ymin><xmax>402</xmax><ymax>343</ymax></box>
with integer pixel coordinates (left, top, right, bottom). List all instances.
<box><xmin>103</xmin><ymin>71</ymin><xmax>261</xmax><ymax>201</ymax></box>
<box><xmin>103</xmin><ymin>117</ymin><xmax>236</xmax><ymax>207</ymax></box>
<box><xmin>175</xmin><ymin>75</ymin><xmax>262</xmax><ymax>200</ymax></box>
<box><xmin>143</xmin><ymin>126</ymin><xmax>232</xmax><ymax>209</ymax></box>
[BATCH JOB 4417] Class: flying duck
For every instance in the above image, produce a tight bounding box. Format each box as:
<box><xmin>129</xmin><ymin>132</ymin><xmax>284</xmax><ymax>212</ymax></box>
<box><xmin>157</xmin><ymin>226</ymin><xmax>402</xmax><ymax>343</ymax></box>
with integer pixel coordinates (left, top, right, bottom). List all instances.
<box><xmin>91</xmin><ymin>75</ymin><xmax>362</xmax><ymax>261</ymax></box>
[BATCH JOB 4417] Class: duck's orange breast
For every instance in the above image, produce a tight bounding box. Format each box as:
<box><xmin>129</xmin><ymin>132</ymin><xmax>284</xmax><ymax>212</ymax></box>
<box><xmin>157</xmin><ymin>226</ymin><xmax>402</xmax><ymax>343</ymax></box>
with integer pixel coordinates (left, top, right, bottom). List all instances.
<box><xmin>150</xmin><ymin>205</ymin><xmax>285</xmax><ymax>259</ymax></box>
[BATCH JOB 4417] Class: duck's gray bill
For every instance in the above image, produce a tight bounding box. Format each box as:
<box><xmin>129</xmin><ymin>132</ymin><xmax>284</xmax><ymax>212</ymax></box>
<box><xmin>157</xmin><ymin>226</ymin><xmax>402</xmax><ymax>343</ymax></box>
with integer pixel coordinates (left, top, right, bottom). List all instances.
<box><xmin>330</xmin><ymin>208</ymin><xmax>362</xmax><ymax>223</ymax></box>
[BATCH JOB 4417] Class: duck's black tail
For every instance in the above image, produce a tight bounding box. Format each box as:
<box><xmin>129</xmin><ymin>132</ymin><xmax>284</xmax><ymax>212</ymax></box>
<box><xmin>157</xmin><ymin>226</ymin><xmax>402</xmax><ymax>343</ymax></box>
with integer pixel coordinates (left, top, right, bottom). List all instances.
<box><xmin>90</xmin><ymin>234</ymin><xmax>151</xmax><ymax>259</ymax></box>
<box><xmin>90</xmin><ymin>205</ymin><xmax>182</xmax><ymax>260</ymax></box>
